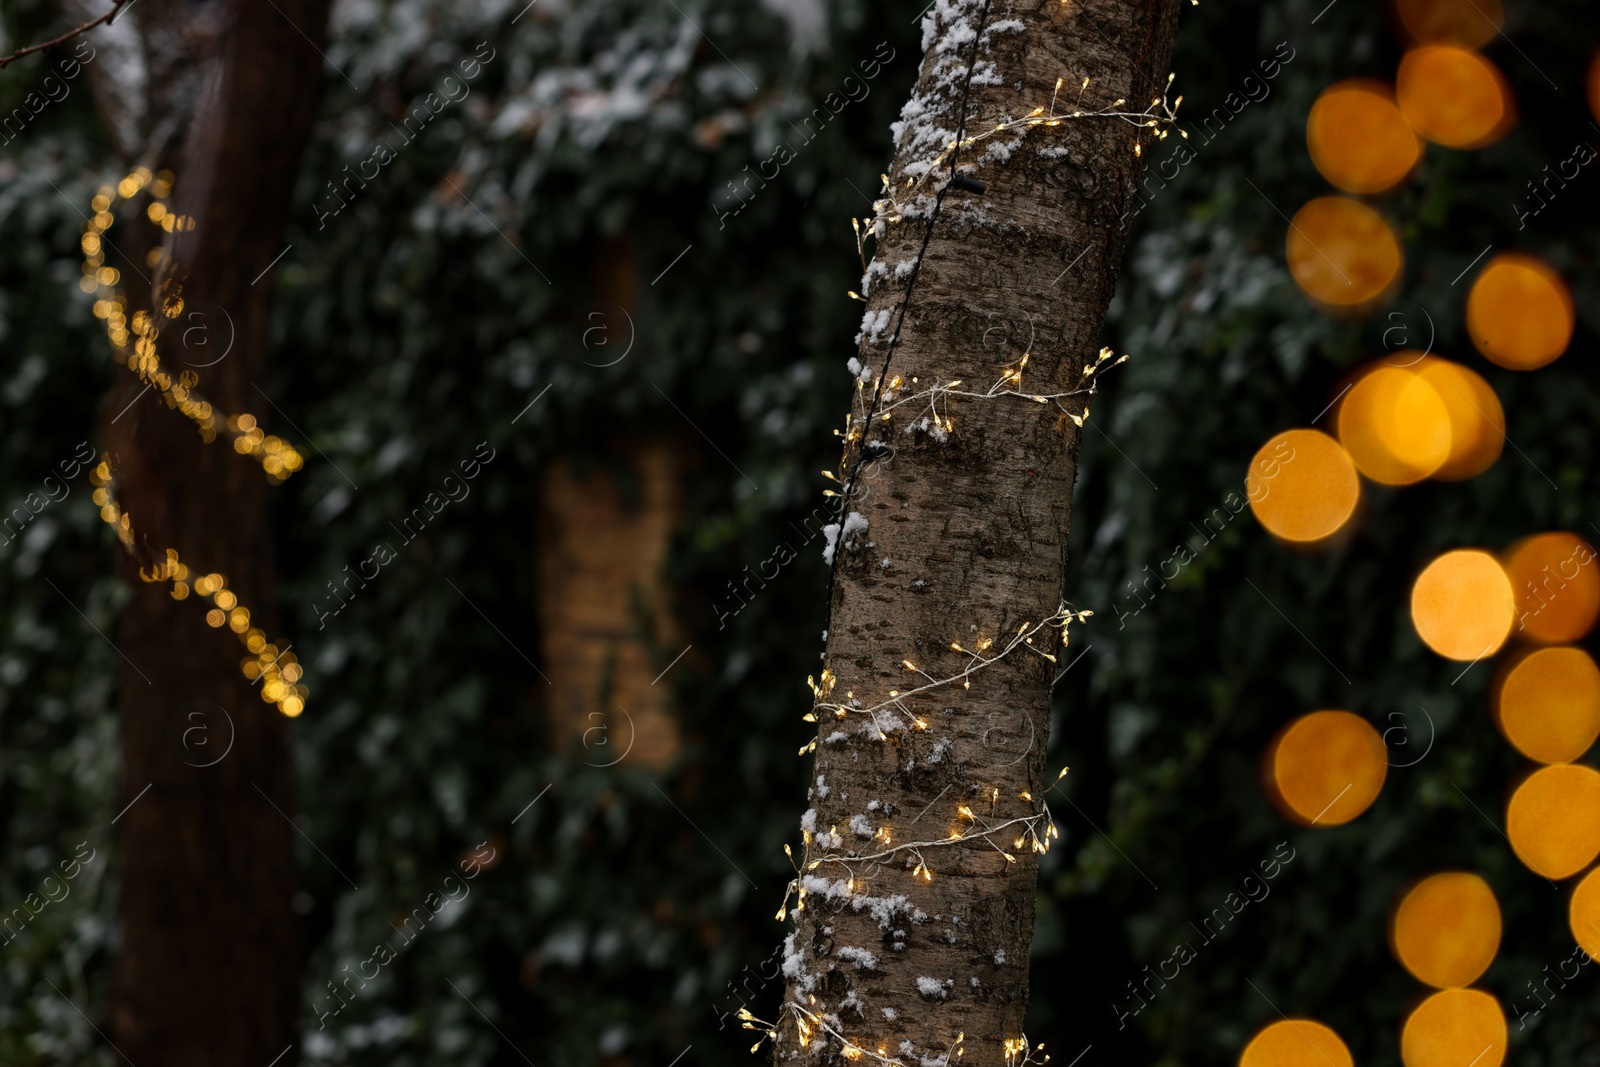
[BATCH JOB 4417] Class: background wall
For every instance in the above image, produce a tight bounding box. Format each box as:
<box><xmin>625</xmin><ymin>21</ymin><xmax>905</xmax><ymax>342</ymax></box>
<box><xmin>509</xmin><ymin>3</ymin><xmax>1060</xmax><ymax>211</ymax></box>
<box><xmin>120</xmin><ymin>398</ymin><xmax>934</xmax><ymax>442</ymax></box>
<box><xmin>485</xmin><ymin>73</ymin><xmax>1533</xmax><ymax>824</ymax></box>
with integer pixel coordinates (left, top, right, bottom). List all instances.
<box><xmin>1</xmin><ymin>0</ymin><xmax>1596</xmax><ymax>1064</ymax></box>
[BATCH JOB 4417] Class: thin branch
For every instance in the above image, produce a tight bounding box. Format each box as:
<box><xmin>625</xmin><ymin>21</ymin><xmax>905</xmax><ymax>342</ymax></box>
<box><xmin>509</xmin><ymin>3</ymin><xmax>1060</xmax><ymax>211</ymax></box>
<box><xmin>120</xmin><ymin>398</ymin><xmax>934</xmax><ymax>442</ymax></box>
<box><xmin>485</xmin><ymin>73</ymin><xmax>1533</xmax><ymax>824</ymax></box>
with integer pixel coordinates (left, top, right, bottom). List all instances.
<box><xmin>0</xmin><ymin>0</ymin><xmax>129</xmax><ymax>70</ymax></box>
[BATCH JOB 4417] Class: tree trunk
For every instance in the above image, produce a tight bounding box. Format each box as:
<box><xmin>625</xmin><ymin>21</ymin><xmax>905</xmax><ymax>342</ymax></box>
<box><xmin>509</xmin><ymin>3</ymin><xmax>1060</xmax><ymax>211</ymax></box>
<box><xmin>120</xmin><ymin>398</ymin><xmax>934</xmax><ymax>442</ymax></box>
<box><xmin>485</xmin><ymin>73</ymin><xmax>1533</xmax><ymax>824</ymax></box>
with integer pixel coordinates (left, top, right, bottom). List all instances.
<box><xmin>774</xmin><ymin>2</ymin><xmax>1179</xmax><ymax>1064</ymax></box>
<box><xmin>90</xmin><ymin>1</ymin><xmax>330</xmax><ymax>1062</ymax></box>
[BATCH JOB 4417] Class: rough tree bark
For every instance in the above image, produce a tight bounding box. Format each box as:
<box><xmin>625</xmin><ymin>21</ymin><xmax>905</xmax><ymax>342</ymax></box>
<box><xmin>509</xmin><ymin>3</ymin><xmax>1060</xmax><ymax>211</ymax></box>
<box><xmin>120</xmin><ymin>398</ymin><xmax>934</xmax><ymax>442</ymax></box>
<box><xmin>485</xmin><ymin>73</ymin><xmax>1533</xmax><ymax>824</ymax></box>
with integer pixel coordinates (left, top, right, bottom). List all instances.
<box><xmin>775</xmin><ymin>2</ymin><xmax>1181</xmax><ymax>1064</ymax></box>
<box><xmin>87</xmin><ymin>0</ymin><xmax>330</xmax><ymax>1062</ymax></box>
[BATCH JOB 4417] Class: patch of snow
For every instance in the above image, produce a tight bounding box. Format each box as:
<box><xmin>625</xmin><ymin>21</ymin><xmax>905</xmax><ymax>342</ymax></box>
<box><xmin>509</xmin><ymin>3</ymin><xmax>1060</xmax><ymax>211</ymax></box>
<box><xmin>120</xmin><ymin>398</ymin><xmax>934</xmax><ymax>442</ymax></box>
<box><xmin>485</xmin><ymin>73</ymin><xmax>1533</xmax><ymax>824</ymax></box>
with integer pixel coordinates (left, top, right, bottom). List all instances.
<box><xmin>836</xmin><ymin>946</ymin><xmax>878</xmax><ymax>970</ymax></box>
<box><xmin>821</xmin><ymin>512</ymin><xmax>868</xmax><ymax>564</ymax></box>
<box><xmin>854</xmin><ymin>307</ymin><xmax>892</xmax><ymax>347</ymax></box>
<box><xmin>781</xmin><ymin>931</ymin><xmax>816</xmax><ymax>992</ymax></box>
<box><xmin>859</xmin><ymin>259</ymin><xmax>889</xmax><ymax>297</ymax></box>
<box><xmin>799</xmin><ymin>875</ymin><xmax>917</xmax><ymax>931</ymax></box>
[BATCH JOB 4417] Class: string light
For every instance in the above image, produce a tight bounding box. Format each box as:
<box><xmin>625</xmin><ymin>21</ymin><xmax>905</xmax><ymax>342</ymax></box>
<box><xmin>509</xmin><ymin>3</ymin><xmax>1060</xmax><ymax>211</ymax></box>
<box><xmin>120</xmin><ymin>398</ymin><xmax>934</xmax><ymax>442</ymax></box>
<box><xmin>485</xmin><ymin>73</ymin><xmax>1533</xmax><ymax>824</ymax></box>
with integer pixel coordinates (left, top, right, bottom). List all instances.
<box><xmin>853</xmin><ymin>72</ymin><xmax>1182</xmax><ymax>275</ymax></box>
<box><xmin>81</xmin><ymin>168</ymin><xmax>305</xmax><ymax>482</ymax></box>
<box><xmin>781</xmin><ymin>21</ymin><xmax>1173</xmax><ymax>1065</ymax></box>
<box><xmin>780</xmin><ymin>606</ymin><xmax>1086</xmax><ymax>1058</ymax></box>
<box><xmin>804</xmin><ymin>604</ymin><xmax>1090</xmax><ymax>738</ymax></box>
<box><xmin>1004</xmin><ymin>1036</ymin><xmax>1051</xmax><ymax>1066</ymax></box>
<box><xmin>80</xmin><ymin>169</ymin><xmax>309</xmax><ymax>717</ymax></box>
<box><xmin>742</xmin><ymin>1004</ymin><xmax>968</xmax><ymax>1067</ymax></box>
<box><xmin>90</xmin><ymin>459</ymin><xmax>308</xmax><ymax>716</ymax></box>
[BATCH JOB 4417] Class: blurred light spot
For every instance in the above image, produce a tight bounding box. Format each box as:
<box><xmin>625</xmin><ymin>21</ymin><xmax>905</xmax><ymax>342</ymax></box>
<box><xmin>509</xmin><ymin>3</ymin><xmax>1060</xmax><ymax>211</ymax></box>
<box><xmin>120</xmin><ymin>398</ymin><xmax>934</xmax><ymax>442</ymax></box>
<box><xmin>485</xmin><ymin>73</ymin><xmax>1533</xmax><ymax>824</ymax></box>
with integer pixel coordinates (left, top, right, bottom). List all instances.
<box><xmin>1466</xmin><ymin>253</ymin><xmax>1574</xmax><ymax>370</ymax></box>
<box><xmin>1413</xmin><ymin>357</ymin><xmax>1503</xmax><ymax>480</ymax></box>
<box><xmin>1397</xmin><ymin>46</ymin><xmax>1514</xmax><ymax>148</ymax></box>
<box><xmin>1336</xmin><ymin>363</ymin><xmax>1451</xmax><ymax>485</ymax></box>
<box><xmin>1506</xmin><ymin>764</ymin><xmax>1600</xmax><ymax>879</ymax></box>
<box><xmin>1568</xmin><ymin>866</ymin><xmax>1600</xmax><ymax>960</ymax></box>
<box><xmin>1287</xmin><ymin>197</ymin><xmax>1403</xmax><ymax>308</ymax></box>
<box><xmin>1307</xmin><ymin>80</ymin><xmax>1422</xmax><ymax>193</ymax></box>
<box><xmin>1591</xmin><ymin>50</ymin><xmax>1600</xmax><ymax>122</ymax></box>
<box><xmin>1390</xmin><ymin>872</ymin><xmax>1501</xmax><ymax>987</ymax></box>
<box><xmin>1400</xmin><ymin>990</ymin><xmax>1506</xmax><ymax>1067</ymax></box>
<box><xmin>1494</xmin><ymin>647</ymin><xmax>1600</xmax><ymax>763</ymax></box>
<box><xmin>1265</xmin><ymin>711</ymin><xmax>1387</xmax><ymax>826</ymax></box>
<box><xmin>1247</xmin><ymin>429</ymin><xmax>1360</xmax><ymax>543</ymax></box>
<box><xmin>1240</xmin><ymin>1019</ymin><xmax>1353</xmax><ymax>1067</ymax></box>
<box><xmin>1504</xmin><ymin>532</ymin><xmax>1599</xmax><ymax>644</ymax></box>
<box><xmin>1395</xmin><ymin>0</ymin><xmax>1504</xmax><ymax>48</ymax></box>
<box><xmin>1410</xmin><ymin>549</ymin><xmax>1513</xmax><ymax>661</ymax></box>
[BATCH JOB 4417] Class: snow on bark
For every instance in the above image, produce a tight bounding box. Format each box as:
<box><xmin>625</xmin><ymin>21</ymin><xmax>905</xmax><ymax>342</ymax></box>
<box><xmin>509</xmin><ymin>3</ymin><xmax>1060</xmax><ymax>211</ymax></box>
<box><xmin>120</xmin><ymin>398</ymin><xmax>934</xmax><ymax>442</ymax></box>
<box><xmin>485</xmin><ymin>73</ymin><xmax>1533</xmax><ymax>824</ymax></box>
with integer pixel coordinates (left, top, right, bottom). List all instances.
<box><xmin>770</xmin><ymin>0</ymin><xmax>1182</xmax><ymax>1062</ymax></box>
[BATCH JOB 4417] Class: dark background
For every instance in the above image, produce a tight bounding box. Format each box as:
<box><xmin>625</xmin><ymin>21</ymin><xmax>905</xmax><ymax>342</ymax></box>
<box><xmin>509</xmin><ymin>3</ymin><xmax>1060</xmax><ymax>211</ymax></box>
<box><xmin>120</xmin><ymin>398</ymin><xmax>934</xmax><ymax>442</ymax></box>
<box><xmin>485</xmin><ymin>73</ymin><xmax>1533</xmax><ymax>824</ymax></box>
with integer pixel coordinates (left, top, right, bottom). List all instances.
<box><xmin>1</xmin><ymin>0</ymin><xmax>1597</xmax><ymax>1063</ymax></box>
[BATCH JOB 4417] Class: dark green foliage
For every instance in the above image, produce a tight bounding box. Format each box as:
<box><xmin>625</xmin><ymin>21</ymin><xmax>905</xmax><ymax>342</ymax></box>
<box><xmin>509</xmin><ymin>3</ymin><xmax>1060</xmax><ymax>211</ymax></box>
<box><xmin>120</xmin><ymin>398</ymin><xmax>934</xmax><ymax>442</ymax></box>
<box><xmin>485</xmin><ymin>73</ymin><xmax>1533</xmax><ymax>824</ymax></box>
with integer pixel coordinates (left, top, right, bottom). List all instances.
<box><xmin>1046</xmin><ymin>1</ymin><xmax>1600</xmax><ymax>1064</ymax></box>
<box><xmin>1</xmin><ymin>0</ymin><xmax>1597</xmax><ymax>1063</ymax></box>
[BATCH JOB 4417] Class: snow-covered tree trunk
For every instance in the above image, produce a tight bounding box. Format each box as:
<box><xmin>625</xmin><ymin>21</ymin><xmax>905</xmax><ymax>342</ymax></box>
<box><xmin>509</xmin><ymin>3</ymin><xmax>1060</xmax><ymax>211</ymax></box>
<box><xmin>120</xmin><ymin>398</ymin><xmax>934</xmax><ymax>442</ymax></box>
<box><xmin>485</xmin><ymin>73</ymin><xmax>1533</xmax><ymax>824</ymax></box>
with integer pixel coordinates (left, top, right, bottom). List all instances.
<box><xmin>772</xmin><ymin>2</ymin><xmax>1180</xmax><ymax>1064</ymax></box>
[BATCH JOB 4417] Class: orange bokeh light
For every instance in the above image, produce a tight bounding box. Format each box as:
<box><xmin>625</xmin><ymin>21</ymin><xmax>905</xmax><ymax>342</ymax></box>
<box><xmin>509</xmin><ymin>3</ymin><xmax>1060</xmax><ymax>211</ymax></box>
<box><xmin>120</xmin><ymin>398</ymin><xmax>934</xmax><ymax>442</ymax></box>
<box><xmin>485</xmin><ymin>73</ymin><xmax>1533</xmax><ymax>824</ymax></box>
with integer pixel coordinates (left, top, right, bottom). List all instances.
<box><xmin>1390</xmin><ymin>872</ymin><xmax>1501</xmax><ymax>988</ymax></box>
<box><xmin>1466</xmin><ymin>254</ymin><xmax>1574</xmax><ymax>370</ymax></box>
<box><xmin>1413</xmin><ymin>357</ymin><xmax>1503</xmax><ymax>480</ymax></box>
<box><xmin>1307</xmin><ymin>80</ymin><xmax>1422</xmax><ymax>194</ymax></box>
<box><xmin>1287</xmin><ymin>197</ymin><xmax>1403</xmax><ymax>309</ymax></box>
<box><xmin>1506</xmin><ymin>764</ymin><xmax>1600</xmax><ymax>879</ymax></box>
<box><xmin>1265</xmin><ymin>711</ymin><xmax>1387</xmax><ymax>826</ymax></box>
<box><xmin>1410</xmin><ymin>550</ymin><xmax>1514</xmax><ymax>661</ymax></box>
<box><xmin>1493</xmin><ymin>647</ymin><xmax>1600</xmax><ymax>764</ymax></box>
<box><xmin>1395</xmin><ymin>0</ymin><xmax>1504</xmax><ymax>48</ymax></box>
<box><xmin>1241</xmin><ymin>1019</ymin><xmax>1354</xmax><ymax>1067</ymax></box>
<box><xmin>1591</xmin><ymin>51</ymin><xmax>1600</xmax><ymax>123</ymax></box>
<box><xmin>1568</xmin><ymin>866</ymin><xmax>1600</xmax><ymax>960</ymax></box>
<box><xmin>1337</xmin><ymin>363</ymin><xmax>1451</xmax><ymax>485</ymax></box>
<box><xmin>1397</xmin><ymin>46</ymin><xmax>1514</xmax><ymax>148</ymax></box>
<box><xmin>1400</xmin><ymin>990</ymin><xmax>1506</xmax><ymax>1067</ymax></box>
<box><xmin>1247</xmin><ymin>429</ymin><xmax>1361</xmax><ymax>543</ymax></box>
<box><xmin>1504</xmin><ymin>532</ymin><xmax>1600</xmax><ymax>644</ymax></box>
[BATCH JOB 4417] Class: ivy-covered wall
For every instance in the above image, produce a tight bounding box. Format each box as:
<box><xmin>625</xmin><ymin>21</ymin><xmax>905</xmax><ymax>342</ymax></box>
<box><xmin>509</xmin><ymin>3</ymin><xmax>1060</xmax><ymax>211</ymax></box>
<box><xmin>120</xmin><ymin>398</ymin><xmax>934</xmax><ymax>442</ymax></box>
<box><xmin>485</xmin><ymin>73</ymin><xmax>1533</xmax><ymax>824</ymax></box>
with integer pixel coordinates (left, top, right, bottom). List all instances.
<box><xmin>1</xmin><ymin>0</ymin><xmax>1596</xmax><ymax>1064</ymax></box>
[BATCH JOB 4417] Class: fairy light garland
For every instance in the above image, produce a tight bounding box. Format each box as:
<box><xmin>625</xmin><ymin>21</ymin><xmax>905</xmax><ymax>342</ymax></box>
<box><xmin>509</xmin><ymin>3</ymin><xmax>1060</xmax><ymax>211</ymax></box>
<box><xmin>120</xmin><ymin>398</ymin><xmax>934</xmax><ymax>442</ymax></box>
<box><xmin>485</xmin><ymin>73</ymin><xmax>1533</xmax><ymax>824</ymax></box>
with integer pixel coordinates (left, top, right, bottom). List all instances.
<box><xmin>90</xmin><ymin>459</ymin><xmax>308</xmax><ymax>717</ymax></box>
<box><xmin>849</xmin><ymin>72</ymin><xmax>1184</xmax><ymax>274</ymax></box>
<box><xmin>81</xmin><ymin>168</ymin><xmax>305</xmax><ymax>483</ymax></box>
<box><xmin>772</xmin><ymin>21</ymin><xmax>1181</xmax><ymax>1064</ymax></box>
<box><xmin>754</xmin><ymin>608</ymin><xmax>1085</xmax><ymax>1064</ymax></box>
<box><xmin>797</xmin><ymin>605</ymin><xmax>1091</xmax><ymax>748</ymax></box>
<box><xmin>823</xmin><ymin>347</ymin><xmax>1127</xmax><ymax>484</ymax></box>
<box><xmin>1002</xmin><ymin>1037</ymin><xmax>1050</xmax><ymax>1067</ymax></box>
<box><xmin>81</xmin><ymin>168</ymin><xmax>309</xmax><ymax>717</ymax></box>
<box><xmin>827</xmin><ymin>78</ymin><xmax>1169</xmax><ymax>488</ymax></box>
<box><xmin>742</xmin><ymin>1005</ymin><xmax>1049</xmax><ymax>1067</ymax></box>
<box><xmin>741</xmin><ymin>1004</ymin><xmax>967</xmax><ymax>1067</ymax></box>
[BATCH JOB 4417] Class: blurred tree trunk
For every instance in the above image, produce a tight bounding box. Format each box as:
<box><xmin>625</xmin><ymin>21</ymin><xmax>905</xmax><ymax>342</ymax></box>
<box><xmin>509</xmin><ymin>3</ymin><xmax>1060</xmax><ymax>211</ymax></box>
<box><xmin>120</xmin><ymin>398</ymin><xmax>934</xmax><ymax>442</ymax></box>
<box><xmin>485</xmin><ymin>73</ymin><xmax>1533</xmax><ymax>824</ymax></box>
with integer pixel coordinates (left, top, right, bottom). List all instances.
<box><xmin>777</xmin><ymin>2</ymin><xmax>1179</xmax><ymax>1064</ymax></box>
<box><xmin>85</xmin><ymin>0</ymin><xmax>330</xmax><ymax>1062</ymax></box>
